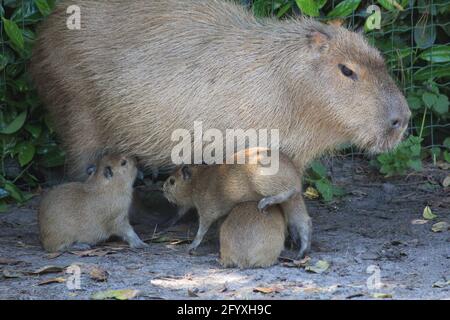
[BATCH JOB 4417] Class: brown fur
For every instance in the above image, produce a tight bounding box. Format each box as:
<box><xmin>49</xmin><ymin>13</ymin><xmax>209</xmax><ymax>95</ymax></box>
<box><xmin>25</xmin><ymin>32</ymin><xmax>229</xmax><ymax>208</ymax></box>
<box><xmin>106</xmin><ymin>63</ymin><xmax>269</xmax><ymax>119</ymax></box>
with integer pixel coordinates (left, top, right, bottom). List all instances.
<box><xmin>31</xmin><ymin>0</ymin><xmax>410</xmax><ymax>257</ymax></box>
<box><xmin>30</xmin><ymin>0</ymin><xmax>410</xmax><ymax>179</ymax></box>
<box><xmin>220</xmin><ymin>202</ymin><xmax>286</xmax><ymax>269</ymax></box>
<box><xmin>38</xmin><ymin>155</ymin><xmax>147</xmax><ymax>252</ymax></box>
<box><xmin>163</xmin><ymin>148</ymin><xmax>307</xmax><ymax>254</ymax></box>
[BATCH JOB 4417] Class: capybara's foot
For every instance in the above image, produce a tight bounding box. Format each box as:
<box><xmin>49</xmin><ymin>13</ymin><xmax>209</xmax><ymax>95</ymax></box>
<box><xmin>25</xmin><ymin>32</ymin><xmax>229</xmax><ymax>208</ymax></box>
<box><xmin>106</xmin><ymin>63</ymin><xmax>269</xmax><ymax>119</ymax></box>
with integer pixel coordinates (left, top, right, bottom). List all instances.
<box><xmin>257</xmin><ymin>197</ymin><xmax>271</xmax><ymax>214</ymax></box>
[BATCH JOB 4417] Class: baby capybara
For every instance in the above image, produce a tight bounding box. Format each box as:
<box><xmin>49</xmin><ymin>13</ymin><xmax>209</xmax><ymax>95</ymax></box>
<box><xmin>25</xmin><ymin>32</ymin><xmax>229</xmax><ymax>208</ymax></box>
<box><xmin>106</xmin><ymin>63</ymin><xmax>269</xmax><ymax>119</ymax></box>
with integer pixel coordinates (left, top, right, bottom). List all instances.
<box><xmin>39</xmin><ymin>155</ymin><xmax>147</xmax><ymax>252</ymax></box>
<box><xmin>220</xmin><ymin>202</ymin><xmax>286</xmax><ymax>269</ymax></box>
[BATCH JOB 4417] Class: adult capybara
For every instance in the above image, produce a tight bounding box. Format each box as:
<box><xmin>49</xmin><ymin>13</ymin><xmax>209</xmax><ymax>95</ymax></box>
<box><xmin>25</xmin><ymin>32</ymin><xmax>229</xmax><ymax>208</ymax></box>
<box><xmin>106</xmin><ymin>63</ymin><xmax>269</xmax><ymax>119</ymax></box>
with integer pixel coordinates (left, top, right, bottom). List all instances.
<box><xmin>30</xmin><ymin>0</ymin><xmax>411</xmax><ymax>257</ymax></box>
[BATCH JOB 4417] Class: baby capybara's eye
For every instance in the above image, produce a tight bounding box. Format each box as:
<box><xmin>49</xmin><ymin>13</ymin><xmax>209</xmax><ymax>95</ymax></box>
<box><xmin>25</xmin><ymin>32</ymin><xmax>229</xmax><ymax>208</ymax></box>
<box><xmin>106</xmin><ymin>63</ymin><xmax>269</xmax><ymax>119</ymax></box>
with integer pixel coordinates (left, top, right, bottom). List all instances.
<box><xmin>169</xmin><ymin>177</ymin><xmax>175</xmax><ymax>185</ymax></box>
<box><xmin>121</xmin><ymin>160</ymin><xmax>127</xmax><ymax>166</ymax></box>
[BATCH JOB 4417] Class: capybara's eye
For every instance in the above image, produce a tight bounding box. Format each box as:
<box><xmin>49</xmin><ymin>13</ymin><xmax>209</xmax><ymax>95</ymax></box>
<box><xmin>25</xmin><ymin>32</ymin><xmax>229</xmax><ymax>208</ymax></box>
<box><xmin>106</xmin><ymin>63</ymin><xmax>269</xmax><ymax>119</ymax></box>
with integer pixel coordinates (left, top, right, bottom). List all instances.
<box><xmin>338</xmin><ymin>64</ymin><xmax>356</xmax><ymax>79</ymax></box>
<box><xmin>169</xmin><ymin>177</ymin><xmax>175</xmax><ymax>185</ymax></box>
<box><xmin>121</xmin><ymin>160</ymin><xmax>127</xmax><ymax>166</ymax></box>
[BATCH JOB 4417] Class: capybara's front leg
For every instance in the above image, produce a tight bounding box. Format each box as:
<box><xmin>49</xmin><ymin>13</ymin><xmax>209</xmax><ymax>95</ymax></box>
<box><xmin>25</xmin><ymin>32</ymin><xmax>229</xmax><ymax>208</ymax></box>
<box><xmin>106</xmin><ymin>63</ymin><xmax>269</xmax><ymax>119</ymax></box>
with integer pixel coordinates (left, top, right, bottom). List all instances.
<box><xmin>281</xmin><ymin>193</ymin><xmax>312</xmax><ymax>258</ymax></box>
<box><xmin>188</xmin><ymin>208</ymin><xmax>219</xmax><ymax>254</ymax></box>
<box><xmin>118</xmin><ymin>222</ymin><xmax>148</xmax><ymax>249</ymax></box>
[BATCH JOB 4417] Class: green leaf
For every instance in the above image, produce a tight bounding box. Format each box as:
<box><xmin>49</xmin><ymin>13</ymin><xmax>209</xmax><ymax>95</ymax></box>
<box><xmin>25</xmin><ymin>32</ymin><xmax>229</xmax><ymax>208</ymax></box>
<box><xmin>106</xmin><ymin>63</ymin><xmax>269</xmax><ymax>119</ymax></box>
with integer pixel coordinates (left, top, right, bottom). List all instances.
<box><xmin>414</xmin><ymin>64</ymin><xmax>450</xmax><ymax>81</ymax></box>
<box><xmin>16</xmin><ymin>142</ymin><xmax>36</xmax><ymax>166</ymax></box>
<box><xmin>407</xmin><ymin>96</ymin><xmax>422</xmax><ymax>110</ymax></box>
<box><xmin>91</xmin><ymin>289</ymin><xmax>140</xmax><ymax>300</ymax></box>
<box><xmin>24</xmin><ymin>124</ymin><xmax>42</xmax><ymax>139</ymax></box>
<box><xmin>1</xmin><ymin>17</ymin><xmax>25</xmax><ymax>51</ymax></box>
<box><xmin>295</xmin><ymin>0</ymin><xmax>320</xmax><ymax>17</ymax></box>
<box><xmin>377</xmin><ymin>0</ymin><xmax>404</xmax><ymax>11</ymax></box>
<box><xmin>310</xmin><ymin>161</ymin><xmax>327</xmax><ymax>177</ymax></box>
<box><xmin>327</xmin><ymin>0</ymin><xmax>361</xmax><ymax>18</ymax></box>
<box><xmin>422</xmin><ymin>92</ymin><xmax>437</xmax><ymax>108</ymax></box>
<box><xmin>444</xmin><ymin>138</ymin><xmax>450</xmax><ymax>149</ymax></box>
<box><xmin>444</xmin><ymin>151</ymin><xmax>450</xmax><ymax>163</ymax></box>
<box><xmin>0</xmin><ymin>111</ymin><xmax>27</xmax><ymax>134</ymax></box>
<box><xmin>276</xmin><ymin>3</ymin><xmax>292</xmax><ymax>18</ymax></box>
<box><xmin>316</xmin><ymin>179</ymin><xmax>333</xmax><ymax>202</ymax></box>
<box><xmin>317</xmin><ymin>0</ymin><xmax>328</xmax><ymax>9</ymax></box>
<box><xmin>0</xmin><ymin>54</ymin><xmax>8</xmax><ymax>71</ymax></box>
<box><xmin>414</xmin><ymin>22</ymin><xmax>436</xmax><ymax>49</ymax></box>
<box><xmin>410</xmin><ymin>144</ymin><xmax>421</xmax><ymax>156</ymax></box>
<box><xmin>423</xmin><ymin>206</ymin><xmax>437</xmax><ymax>220</ymax></box>
<box><xmin>407</xmin><ymin>159</ymin><xmax>422</xmax><ymax>171</ymax></box>
<box><xmin>419</xmin><ymin>45</ymin><xmax>450</xmax><ymax>63</ymax></box>
<box><xmin>3</xmin><ymin>181</ymin><xmax>24</xmax><ymax>202</ymax></box>
<box><xmin>0</xmin><ymin>200</ymin><xmax>8</xmax><ymax>213</ymax></box>
<box><xmin>433</xmin><ymin>95</ymin><xmax>449</xmax><ymax>114</ymax></box>
<box><xmin>34</xmin><ymin>0</ymin><xmax>52</xmax><ymax>17</ymax></box>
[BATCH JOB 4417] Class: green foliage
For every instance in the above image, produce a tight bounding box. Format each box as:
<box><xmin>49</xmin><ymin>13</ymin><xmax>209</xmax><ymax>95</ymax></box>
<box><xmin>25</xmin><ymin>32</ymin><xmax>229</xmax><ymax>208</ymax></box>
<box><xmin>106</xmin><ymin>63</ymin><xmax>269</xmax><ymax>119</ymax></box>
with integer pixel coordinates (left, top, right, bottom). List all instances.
<box><xmin>244</xmin><ymin>0</ymin><xmax>449</xmax><ymax>181</ymax></box>
<box><xmin>371</xmin><ymin>135</ymin><xmax>423</xmax><ymax>176</ymax></box>
<box><xmin>305</xmin><ymin>161</ymin><xmax>345</xmax><ymax>202</ymax></box>
<box><xmin>1</xmin><ymin>0</ymin><xmax>64</xmax><ymax>211</ymax></box>
<box><xmin>0</xmin><ymin>0</ymin><xmax>448</xmax><ymax>208</ymax></box>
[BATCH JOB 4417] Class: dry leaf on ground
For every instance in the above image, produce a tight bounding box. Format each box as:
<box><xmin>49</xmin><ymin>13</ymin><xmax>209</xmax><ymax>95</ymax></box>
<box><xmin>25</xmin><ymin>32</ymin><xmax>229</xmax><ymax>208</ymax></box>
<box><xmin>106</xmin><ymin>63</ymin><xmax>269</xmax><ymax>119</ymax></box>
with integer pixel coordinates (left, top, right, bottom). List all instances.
<box><xmin>91</xmin><ymin>289</ymin><xmax>140</xmax><ymax>300</ymax></box>
<box><xmin>0</xmin><ymin>258</ymin><xmax>22</xmax><ymax>265</ymax></box>
<box><xmin>90</xmin><ymin>266</ymin><xmax>108</xmax><ymax>282</ymax></box>
<box><xmin>431</xmin><ymin>222</ymin><xmax>449</xmax><ymax>233</ymax></box>
<box><xmin>305</xmin><ymin>260</ymin><xmax>330</xmax><ymax>274</ymax></box>
<box><xmin>253</xmin><ymin>286</ymin><xmax>282</xmax><ymax>294</ymax></box>
<box><xmin>304</xmin><ymin>187</ymin><xmax>319</xmax><ymax>200</ymax></box>
<box><xmin>38</xmin><ymin>277</ymin><xmax>66</xmax><ymax>286</ymax></box>
<box><xmin>28</xmin><ymin>266</ymin><xmax>65</xmax><ymax>275</ymax></box>
<box><xmin>280</xmin><ymin>256</ymin><xmax>311</xmax><ymax>268</ymax></box>
<box><xmin>372</xmin><ymin>293</ymin><xmax>393</xmax><ymax>299</ymax></box>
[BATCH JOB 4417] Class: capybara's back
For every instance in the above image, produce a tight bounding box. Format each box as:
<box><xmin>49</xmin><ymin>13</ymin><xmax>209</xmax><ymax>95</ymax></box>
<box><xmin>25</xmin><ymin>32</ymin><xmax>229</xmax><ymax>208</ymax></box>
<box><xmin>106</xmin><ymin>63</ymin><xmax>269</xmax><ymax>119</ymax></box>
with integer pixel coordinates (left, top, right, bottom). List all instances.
<box><xmin>31</xmin><ymin>0</ymin><xmax>411</xmax><ymax>179</ymax></box>
<box><xmin>220</xmin><ymin>202</ymin><xmax>286</xmax><ymax>269</ymax></box>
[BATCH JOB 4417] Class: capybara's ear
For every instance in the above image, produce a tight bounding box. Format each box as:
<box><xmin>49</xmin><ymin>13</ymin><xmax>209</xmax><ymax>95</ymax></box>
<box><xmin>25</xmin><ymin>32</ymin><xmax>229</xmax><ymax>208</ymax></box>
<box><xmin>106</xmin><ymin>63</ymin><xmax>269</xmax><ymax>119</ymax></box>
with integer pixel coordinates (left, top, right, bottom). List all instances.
<box><xmin>181</xmin><ymin>165</ymin><xmax>192</xmax><ymax>181</ymax></box>
<box><xmin>327</xmin><ymin>19</ymin><xmax>344</xmax><ymax>28</ymax></box>
<box><xmin>86</xmin><ymin>165</ymin><xmax>96</xmax><ymax>176</ymax></box>
<box><xmin>306</xmin><ymin>28</ymin><xmax>330</xmax><ymax>52</ymax></box>
<box><xmin>103</xmin><ymin>166</ymin><xmax>114</xmax><ymax>179</ymax></box>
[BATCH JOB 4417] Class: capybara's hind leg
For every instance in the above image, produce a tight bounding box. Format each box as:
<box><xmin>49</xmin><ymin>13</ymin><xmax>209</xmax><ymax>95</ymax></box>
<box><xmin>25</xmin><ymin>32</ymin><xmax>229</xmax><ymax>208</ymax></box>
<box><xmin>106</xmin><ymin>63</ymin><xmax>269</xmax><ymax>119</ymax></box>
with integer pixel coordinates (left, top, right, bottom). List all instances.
<box><xmin>281</xmin><ymin>193</ymin><xmax>312</xmax><ymax>258</ymax></box>
<box><xmin>60</xmin><ymin>102</ymin><xmax>106</xmax><ymax>181</ymax></box>
<box><xmin>258</xmin><ymin>188</ymin><xmax>297</xmax><ymax>213</ymax></box>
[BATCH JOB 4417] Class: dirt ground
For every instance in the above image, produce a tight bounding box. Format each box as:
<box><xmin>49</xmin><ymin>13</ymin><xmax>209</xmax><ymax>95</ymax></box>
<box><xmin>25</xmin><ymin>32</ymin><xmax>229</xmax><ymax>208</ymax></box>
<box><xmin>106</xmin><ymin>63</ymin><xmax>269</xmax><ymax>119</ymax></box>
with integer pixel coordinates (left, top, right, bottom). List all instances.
<box><xmin>0</xmin><ymin>158</ymin><xmax>449</xmax><ymax>300</ymax></box>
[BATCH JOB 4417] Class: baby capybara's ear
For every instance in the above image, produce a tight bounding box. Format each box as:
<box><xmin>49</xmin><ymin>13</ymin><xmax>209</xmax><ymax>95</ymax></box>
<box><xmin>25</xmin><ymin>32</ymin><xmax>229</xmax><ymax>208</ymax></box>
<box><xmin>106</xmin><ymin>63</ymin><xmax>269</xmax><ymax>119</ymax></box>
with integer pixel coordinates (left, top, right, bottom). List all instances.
<box><xmin>181</xmin><ymin>165</ymin><xmax>192</xmax><ymax>181</ymax></box>
<box><xmin>86</xmin><ymin>164</ymin><xmax>96</xmax><ymax>176</ymax></box>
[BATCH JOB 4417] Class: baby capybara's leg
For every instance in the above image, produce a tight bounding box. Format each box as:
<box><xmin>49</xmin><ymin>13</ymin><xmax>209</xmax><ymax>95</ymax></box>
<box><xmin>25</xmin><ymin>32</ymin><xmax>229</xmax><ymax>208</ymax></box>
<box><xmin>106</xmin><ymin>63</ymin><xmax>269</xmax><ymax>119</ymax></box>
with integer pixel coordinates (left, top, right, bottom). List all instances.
<box><xmin>257</xmin><ymin>188</ymin><xmax>298</xmax><ymax>213</ymax></box>
<box><xmin>188</xmin><ymin>208</ymin><xmax>219</xmax><ymax>253</ymax></box>
<box><xmin>117</xmin><ymin>221</ymin><xmax>148</xmax><ymax>249</ymax></box>
<box><xmin>281</xmin><ymin>193</ymin><xmax>312</xmax><ymax>258</ymax></box>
